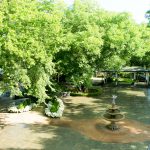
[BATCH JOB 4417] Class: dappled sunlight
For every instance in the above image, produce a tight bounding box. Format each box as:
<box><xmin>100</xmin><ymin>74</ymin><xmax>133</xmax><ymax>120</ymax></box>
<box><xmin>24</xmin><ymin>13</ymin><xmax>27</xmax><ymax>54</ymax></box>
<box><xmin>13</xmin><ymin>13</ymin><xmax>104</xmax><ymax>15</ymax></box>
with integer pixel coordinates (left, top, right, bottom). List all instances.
<box><xmin>64</xmin><ymin>96</ymin><xmax>102</xmax><ymax>105</ymax></box>
<box><xmin>1</xmin><ymin>111</ymin><xmax>50</xmax><ymax>125</ymax></box>
<box><xmin>119</xmin><ymin>89</ymin><xmax>146</xmax><ymax>97</ymax></box>
<box><xmin>62</xmin><ymin>96</ymin><xmax>108</xmax><ymax>119</ymax></box>
<box><xmin>0</xmin><ymin>86</ymin><xmax>150</xmax><ymax>149</ymax></box>
<box><xmin>64</xmin><ymin>104</ymin><xmax>106</xmax><ymax>119</ymax></box>
<box><xmin>0</xmin><ymin>124</ymin><xmax>58</xmax><ymax>149</ymax></box>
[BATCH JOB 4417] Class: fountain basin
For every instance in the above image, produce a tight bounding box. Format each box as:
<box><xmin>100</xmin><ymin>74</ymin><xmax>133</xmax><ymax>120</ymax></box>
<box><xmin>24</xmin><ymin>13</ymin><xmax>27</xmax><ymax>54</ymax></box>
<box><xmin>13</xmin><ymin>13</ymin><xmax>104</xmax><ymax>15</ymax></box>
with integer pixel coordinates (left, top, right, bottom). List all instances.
<box><xmin>103</xmin><ymin>113</ymin><xmax>125</xmax><ymax>122</ymax></box>
<box><xmin>106</xmin><ymin>109</ymin><xmax>121</xmax><ymax>115</ymax></box>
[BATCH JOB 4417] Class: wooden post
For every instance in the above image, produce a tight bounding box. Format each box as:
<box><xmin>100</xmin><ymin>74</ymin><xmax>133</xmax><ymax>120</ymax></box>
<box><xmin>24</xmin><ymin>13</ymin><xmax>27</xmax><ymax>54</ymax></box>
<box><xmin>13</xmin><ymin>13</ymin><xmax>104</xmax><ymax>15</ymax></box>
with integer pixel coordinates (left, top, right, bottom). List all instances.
<box><xmin>146</xmin><ymin>72</ymin><xmax>149</xmax><ymax>85</ymax></box>
<box><xmin>105</xmin><ymin>72</ymin><xmax>107</xmax><ymax>83</ymax></box>
<box><xmin>115</xmin><ymin>72</ymin><xmax>118</xmax><ymax>86</ymax></box>
<box><xmin>148</xmin><ymin>73</ymin><xmax>149</xmax><ymax>85</ymax></box>
<box><xmin>133</xmin><ymin>72</ymin><xmax>136</xmax><ymax>80</ymax></box>
<box><xmin>103</xmin><ymin>73</ymin><xmax>106</xmax><ymax>84</ymax></box>
<box><xmin>133</xmin><ymin>72</ymin><xmax>137</xmax><ymax>86</ymax></box>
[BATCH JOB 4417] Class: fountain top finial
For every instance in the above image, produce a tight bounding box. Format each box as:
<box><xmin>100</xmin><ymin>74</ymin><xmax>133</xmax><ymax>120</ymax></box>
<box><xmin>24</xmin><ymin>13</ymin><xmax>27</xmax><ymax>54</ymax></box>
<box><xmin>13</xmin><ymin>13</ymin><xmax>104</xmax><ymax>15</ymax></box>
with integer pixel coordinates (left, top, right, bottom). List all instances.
<box><xmin>112</xmin><ymin>95</ymin><xmax>117</xmax><ymax>105</ymax></box>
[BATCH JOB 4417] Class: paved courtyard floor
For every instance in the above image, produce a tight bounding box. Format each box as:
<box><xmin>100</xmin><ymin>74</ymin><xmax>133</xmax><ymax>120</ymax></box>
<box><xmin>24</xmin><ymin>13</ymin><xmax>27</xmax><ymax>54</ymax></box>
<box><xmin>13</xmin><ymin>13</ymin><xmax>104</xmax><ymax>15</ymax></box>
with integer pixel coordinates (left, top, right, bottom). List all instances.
<box><xmin>0</xmin><ymin>86</ymin><xmax>150</xmax><ymax>150</ymax></box>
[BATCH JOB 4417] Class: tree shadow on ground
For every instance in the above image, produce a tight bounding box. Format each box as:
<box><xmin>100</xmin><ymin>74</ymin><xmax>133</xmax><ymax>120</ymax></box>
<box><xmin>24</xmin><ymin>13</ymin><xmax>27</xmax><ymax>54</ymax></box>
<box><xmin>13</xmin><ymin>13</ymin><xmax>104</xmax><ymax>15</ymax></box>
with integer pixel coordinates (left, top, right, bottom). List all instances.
<box><xmin>63</xmin><ymin>98</ymin><xmax>107</xmax><ymax>120</ymax></box>
<box><xmin>0</xmin><ymin>86</ymin><xmax>150</xmax><ymax>149</ymax></box>
<box><xmin>63</xmin><ymin>86</ymin><xmax>150</xmax><ymax>124</ymax></box>
<box><xmin>19</xmin><ymin>123</ymin><xmax>150</xmax><ymax>150</ymax></box>
<box><xmin>0</xmin><ymin>120</ymin><xmax>150</xmax><ymax>150</ymax></box>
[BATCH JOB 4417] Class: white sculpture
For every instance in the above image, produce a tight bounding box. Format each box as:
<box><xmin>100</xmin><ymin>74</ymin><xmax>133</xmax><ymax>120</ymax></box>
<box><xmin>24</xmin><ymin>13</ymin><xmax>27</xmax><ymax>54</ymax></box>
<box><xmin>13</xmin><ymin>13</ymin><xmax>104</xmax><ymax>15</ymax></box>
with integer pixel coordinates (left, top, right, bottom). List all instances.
<box><xmin>112</xmin><ymin>95</ymin><xmax>117</xmax><ymax>105</ymax></box>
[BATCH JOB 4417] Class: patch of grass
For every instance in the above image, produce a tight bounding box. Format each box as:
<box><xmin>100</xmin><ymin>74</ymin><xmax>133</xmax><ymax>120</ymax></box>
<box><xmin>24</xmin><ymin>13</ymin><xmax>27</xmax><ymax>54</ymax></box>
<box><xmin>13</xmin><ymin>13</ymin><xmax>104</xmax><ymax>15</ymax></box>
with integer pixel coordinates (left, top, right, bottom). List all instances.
<box><xmin>70</xmin><ymin>87</ymin><xmax>102</xmax><ymax>97</ymax></box>
<box><xmin>70</xmin><ymin>92</ymin><xmax>88</xmax><ymax>96</ymax></box>
<box><xmin>113</xmin><ymin>78</ymin><xmax>133</xmax><ymax>83</ymax></box>
<box><xmin>118</xmin><ymin>78</ymin><xmax>133</xmax><ymax>83</ymax></box>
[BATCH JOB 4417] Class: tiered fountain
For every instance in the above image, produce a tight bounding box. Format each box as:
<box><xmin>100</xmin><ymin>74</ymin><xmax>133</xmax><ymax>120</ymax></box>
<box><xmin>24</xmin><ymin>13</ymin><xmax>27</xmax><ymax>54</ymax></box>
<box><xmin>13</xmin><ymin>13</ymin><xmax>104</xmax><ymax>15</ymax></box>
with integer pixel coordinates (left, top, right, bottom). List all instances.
<box><xmin>103</xmin><ymin>95</ymin><xmax>125</xmax><ymax>131</ymax></box>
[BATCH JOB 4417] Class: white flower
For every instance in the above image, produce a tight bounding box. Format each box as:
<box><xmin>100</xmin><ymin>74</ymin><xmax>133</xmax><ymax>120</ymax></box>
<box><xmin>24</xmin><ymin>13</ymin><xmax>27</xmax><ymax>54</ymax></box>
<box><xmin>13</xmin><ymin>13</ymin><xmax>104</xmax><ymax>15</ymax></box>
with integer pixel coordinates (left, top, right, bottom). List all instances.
<box><xmin>24</xmin><ymin>105</ymin><xmax>32</xmax><ymax>112</ymax></box>
<box><xmin>8</xmin><ymin>106</ymin><xmax>18</xmax><ymax>113</ymax></box>
<box><xmin>45</xmin><ymin>98</ymin><xmax>64</xmax><ymax>118</ymax></box>
<box><xmin>8</xmin><ymin>102</ymin><xmax>35</xmax><ymax>113</ymax></box>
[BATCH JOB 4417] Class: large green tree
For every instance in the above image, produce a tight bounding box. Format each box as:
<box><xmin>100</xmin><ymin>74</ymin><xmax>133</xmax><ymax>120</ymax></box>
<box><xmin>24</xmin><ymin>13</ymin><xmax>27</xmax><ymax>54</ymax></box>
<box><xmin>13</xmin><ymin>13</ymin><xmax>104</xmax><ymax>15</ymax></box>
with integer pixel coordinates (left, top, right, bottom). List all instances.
<box><xmin>54</xmin><ymin>0</ymin><xmax>103</xmax><ymax>88</ymax></box>
<box><xmin>1</xmin><ymin>0</ymin><xmax>150</xmax><ymax>101</ymax></box>
<box><xmin>130</xmin><ymin>24</ymin><xmax>150</xmax><ymax>68</ymax></box>
<box><xmin>0</xmin><ymin>0</ymin><xmax>64</xmax><ymax>102</ymax></box>
<box><xmin>94</xmin><ymin>11</ymin><xmax>150</xmax><ymax>70</ymax></box>
<box><xmin>54</xmin><ymin>0</ymin><xmax>150</xmax><ymax>87</ymax></box>
<box><xmin>130</xmin><ymin>10</ymin><xmax>150</xmax><ymax>68</ymax></box>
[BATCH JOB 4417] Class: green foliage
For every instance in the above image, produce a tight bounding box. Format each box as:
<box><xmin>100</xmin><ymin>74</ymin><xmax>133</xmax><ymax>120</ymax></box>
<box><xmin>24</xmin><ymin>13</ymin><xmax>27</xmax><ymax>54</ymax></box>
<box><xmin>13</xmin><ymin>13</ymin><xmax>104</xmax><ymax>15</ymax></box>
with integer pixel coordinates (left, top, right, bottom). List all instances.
<box><xmin>50</xmin><ymin>100</ymin><xmax>59</xmax><ymax>112</ymax></box>
<box><xmin>117</xmin><ymin>78</ymin><xmax>133</xmax><ymax>84</ymax></box>
<box><xmin>26</xmin><ymin>99</ymin><xmax>32</xmax><ymax>105</ymax></box>
<box><xmin>17</xmin><ymin>99</ymin><xmax>32</xmax><ymax>109</ymax></box>
<box><xmin>0</xmin><ymin>0</ymin><xmax>63</xmax><ymax>102</ymax></box>
<box><xmin>95</xmin><ymin>11</ymin><xmax>150</xmax><ymax>70</ymax></box>
<box><xmin>129</xmin><ymin>25</ymin><xmax>150</xmax><ymax>67</ymax></box>
<box><xmin>17</xmin><ymin>103</ymin><xmax>25</xmax><ymax>109</ymax></box>
<box><xmin>1</xmin><ymin>0</ymin><xmax>150</xmax><ymax>103</ymax></box>
<box><xmin>54</xmin><ymin>0</ymin><xmax>103</xmax><ymax>88</ymax></box>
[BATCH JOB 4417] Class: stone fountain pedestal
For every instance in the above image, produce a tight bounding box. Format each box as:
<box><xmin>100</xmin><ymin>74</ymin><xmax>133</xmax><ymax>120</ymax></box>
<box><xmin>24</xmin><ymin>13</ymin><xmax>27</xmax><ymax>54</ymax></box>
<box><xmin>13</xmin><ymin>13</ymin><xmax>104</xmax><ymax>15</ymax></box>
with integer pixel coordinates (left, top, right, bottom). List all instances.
<box><xmin>103</xmin><ymin>96</ymin><xmax>125</xmax><ymax>131</ymax></box>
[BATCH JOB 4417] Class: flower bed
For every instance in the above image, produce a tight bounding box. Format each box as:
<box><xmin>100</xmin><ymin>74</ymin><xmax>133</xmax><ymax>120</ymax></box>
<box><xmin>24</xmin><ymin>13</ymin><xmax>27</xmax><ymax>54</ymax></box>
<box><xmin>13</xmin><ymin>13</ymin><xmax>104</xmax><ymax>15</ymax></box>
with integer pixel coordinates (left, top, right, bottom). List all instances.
<box><xmin>8</xmin><ymin>99</ymin><xmax>37</xmax><ymax>113</ymax></box>
<box><xmin>45</xmin><ymin>97</ymin><xmax>64</xmax><ymax>118</ymax></box>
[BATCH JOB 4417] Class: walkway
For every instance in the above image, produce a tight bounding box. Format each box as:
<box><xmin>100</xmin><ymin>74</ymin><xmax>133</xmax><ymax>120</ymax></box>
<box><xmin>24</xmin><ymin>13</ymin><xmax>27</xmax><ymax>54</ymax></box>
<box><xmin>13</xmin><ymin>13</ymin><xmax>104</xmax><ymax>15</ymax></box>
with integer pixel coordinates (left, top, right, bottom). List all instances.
<box><xmin>0</xmin><ymin>86</ymin><xmax>150</xmax><ymax>149</ymax></box>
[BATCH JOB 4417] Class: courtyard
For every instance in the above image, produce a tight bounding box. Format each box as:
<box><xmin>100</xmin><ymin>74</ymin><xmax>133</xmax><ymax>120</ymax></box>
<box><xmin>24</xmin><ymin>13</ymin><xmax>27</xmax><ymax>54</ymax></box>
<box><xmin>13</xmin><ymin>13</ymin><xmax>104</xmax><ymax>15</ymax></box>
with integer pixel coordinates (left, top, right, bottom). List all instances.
<box><xmin>0</xmin><ymin>86</ymin><xmax>150</xmax><ymax>150</ymax></box>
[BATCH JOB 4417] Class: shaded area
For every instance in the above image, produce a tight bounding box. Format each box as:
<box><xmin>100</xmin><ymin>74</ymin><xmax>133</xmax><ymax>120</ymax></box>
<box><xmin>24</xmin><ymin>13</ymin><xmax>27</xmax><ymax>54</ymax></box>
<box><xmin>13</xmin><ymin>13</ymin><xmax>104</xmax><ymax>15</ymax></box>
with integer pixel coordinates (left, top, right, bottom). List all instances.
<box><xmin>49</xmin><ymin>118</ymin><xmax>150</xmax><ymax>143</ymax></box>
<box><xmin>0</xmin><ymin>86</ymin><xmax>150</xmax><ymax>149</ymax></box>
<box><xmin>0</xmin><ymin>123</ymin><xmax>149</xmax><ymax>150</ymax></box>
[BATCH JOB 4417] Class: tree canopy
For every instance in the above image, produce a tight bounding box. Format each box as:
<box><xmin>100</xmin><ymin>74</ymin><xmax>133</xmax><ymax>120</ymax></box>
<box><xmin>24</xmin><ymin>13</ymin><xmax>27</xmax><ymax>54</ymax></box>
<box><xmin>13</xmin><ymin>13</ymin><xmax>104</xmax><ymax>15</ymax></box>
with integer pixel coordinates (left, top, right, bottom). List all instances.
<box><xmin>0</xmin><ymin>0</ymin><xmax>150</xmax><ymax>102</ymax></box>
<box><xmin>0</xmin><ymin>0</ymin><xmax>64</xmax><ymax>102</ymax></box>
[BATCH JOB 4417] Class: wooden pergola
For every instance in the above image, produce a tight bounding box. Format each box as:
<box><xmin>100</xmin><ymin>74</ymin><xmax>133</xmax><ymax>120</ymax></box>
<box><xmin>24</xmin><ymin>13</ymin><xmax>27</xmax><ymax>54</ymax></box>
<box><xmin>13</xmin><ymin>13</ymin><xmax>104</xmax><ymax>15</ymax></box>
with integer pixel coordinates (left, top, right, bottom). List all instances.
<box><xmin>98</xmin><ymin>66</ymin><xmax>150</xmax><ymax>86</ymax></box>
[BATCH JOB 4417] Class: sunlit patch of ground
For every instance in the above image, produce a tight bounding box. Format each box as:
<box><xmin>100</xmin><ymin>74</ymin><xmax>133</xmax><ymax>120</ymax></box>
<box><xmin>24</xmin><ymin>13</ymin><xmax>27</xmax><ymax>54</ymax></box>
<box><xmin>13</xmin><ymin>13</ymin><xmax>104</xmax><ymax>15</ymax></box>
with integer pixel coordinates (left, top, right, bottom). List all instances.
<box><xmin>0</xmin><ymin>111</ymin><xmax>49</xmax><ymax>125</ymax></box>
<box><xmin>119</xmin><ymin>88</ymin><xmax>146</xmax><ymax>97</ymax></box>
